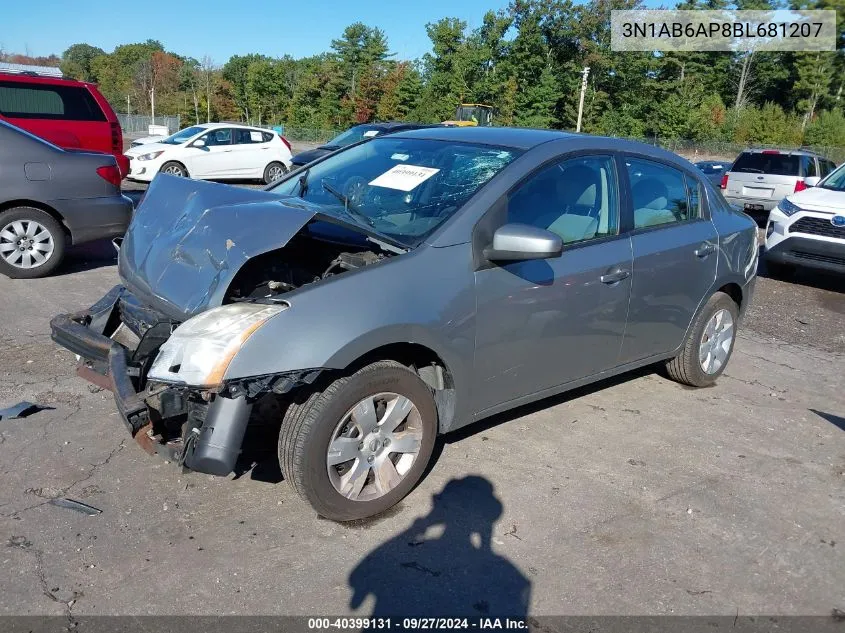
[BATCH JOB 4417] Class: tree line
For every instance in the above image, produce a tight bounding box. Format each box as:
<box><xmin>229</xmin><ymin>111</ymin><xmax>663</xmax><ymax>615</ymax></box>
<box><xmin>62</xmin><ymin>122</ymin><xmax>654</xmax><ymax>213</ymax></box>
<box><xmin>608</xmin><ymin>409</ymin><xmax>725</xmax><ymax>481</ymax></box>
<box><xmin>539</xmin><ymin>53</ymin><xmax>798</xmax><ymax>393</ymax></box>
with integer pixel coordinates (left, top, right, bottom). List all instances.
<box><xmin>10</xmin><ymin>0</ymin><xmax>845</xmax><ymax>147</ymax></box>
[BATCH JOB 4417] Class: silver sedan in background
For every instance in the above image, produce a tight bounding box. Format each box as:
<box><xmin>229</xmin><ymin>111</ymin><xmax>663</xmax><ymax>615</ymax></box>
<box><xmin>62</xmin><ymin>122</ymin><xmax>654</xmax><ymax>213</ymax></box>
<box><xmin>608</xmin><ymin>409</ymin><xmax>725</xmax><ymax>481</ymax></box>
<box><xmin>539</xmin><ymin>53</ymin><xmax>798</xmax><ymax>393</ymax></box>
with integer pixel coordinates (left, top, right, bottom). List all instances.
<box><xmin>52</xmin><ymin>127</ymin><xmax>758</xmax><ymax>521</ymax></box>
<box><xmin>0</xmin><ymin>120</ymin><xmax>132</xmax><ymax>278</ymax></box>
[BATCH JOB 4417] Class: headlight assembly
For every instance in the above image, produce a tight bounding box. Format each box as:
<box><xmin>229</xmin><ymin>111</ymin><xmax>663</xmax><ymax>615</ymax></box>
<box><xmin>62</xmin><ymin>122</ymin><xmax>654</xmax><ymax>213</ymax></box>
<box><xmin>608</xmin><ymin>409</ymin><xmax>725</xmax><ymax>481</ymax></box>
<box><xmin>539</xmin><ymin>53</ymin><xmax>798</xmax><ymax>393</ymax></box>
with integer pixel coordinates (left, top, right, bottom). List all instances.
<box><xmin>148</xmin><ymin>303</ymin><xmax>288</xmax><ymax>388</ymax></box>
<box><xmin>138</xmin><ymin>151</ymin><xmax>165</xmax><ymax>161</ymax></box>
<box><xmin>777</xmin><ymin>197</ymin><xmax>802</xmax><ymax>217</ymax></box>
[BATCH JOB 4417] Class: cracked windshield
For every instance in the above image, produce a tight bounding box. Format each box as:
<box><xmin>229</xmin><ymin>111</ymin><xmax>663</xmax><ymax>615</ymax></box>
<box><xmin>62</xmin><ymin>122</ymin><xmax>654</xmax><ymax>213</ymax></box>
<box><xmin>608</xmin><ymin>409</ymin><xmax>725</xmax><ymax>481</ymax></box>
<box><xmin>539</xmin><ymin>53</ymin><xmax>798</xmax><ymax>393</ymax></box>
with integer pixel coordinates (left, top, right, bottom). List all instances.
<box><xmin>271</xmin><ymin>137</ymin><xmax>520</xmax><ymax>246</ymax></box>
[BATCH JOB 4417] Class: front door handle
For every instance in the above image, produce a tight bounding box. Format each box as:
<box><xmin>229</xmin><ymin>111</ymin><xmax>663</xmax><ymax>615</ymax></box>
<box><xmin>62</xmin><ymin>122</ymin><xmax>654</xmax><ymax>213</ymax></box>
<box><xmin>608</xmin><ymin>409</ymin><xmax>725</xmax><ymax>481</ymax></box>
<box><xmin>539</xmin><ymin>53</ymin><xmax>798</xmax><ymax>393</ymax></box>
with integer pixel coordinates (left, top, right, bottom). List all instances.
<box><xmin>695</xmin><ymin>243</ymin><xmax>717</xmax><ymax>258</ymax></box>
<box><xmin>600</xmin><ymin>268</ymin><xmax>630</xmax><ymax>284</ymax></box>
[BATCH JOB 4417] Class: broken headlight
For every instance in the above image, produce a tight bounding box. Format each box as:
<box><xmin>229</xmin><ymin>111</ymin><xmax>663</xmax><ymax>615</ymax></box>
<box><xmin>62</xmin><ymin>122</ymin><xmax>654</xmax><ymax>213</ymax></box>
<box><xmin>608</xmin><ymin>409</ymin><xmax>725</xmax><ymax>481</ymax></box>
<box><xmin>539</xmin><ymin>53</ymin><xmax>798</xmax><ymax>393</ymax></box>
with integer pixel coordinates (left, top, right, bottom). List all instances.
<box><xmin>148</xmin><ymin>303</ymin><xmax>288</xmax><ymax>388</ymax></box>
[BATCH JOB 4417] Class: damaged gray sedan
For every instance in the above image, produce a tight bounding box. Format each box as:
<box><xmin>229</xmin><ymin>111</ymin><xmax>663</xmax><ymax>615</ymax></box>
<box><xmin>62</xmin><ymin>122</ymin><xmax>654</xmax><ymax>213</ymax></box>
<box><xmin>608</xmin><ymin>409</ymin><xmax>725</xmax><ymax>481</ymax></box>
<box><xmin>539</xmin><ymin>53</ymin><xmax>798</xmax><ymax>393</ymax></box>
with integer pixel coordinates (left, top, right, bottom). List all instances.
<box><xmin>51</xmin><ymin>127</ymin><xmax>758</xmax><ymax>521</ymax></box>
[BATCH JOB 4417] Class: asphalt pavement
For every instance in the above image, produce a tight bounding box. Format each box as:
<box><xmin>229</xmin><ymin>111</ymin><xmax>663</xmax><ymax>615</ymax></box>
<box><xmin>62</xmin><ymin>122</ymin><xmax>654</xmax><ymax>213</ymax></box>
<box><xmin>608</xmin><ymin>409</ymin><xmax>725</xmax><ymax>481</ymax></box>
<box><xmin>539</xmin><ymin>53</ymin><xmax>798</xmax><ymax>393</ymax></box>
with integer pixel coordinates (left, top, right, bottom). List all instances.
<box><xmin>0</xmin><ymin>219</ymin><xmax>842</xmax><ymax>620</ymax></box>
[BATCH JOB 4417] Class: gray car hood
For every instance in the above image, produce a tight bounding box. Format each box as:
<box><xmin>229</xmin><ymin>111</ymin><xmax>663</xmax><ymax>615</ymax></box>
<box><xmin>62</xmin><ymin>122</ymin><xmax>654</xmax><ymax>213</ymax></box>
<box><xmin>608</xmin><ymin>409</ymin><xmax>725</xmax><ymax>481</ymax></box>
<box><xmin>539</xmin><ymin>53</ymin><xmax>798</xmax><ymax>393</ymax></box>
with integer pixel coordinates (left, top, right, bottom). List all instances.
<box><xmin>118</xmin><ymin>175</ymin><xmax>321</xmax><ymax>321</ymax></box>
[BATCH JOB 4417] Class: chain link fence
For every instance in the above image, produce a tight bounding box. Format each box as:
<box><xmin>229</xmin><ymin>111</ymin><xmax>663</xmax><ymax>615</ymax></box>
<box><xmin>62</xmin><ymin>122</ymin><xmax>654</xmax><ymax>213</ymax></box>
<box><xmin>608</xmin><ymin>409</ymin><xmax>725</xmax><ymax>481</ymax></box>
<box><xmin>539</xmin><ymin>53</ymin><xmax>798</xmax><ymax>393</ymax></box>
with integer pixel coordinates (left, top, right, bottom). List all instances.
<box><xmin>117</xmin><ymin>114</ymin><xmax>181</xmax><ymax>135</ymax></box>
<box><xmin>623</xmin><ymin>136</ymin><xmax>845</xmax><ymax>164</ymax></box>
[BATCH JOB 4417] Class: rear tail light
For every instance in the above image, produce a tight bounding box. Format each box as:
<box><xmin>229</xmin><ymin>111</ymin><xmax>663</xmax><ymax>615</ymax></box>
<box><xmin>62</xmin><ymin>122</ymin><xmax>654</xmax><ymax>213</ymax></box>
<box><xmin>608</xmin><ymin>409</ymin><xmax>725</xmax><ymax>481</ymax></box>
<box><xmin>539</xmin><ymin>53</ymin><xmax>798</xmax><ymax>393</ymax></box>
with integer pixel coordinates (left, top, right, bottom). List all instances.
<box><xmin>279</xmin><ymin>135</ymin><xmax>292</xmax><ymax>152</ymax></box>
<box><xmin>762</xmin><ymin>150</ymin><xmax>780</xmax><ymax>155</ymax></box>
<box><xmin>110</xmin><ymin>121</ymin><xmax>122</xmax><ymax>153</ymax></box>
<box><xmin>97</xmin><ymin>165</ymin><xmax>121</xmax><ymax>188</ymax></box>
<box><xmin>720</xmin><ymin>174</ymin><xmax>728</xmax><ymax>189</ymax></box>
<box><xmin>794</xmin><ymin>179</ymin><xmax>808</xmax><ymax>193</ymax></box>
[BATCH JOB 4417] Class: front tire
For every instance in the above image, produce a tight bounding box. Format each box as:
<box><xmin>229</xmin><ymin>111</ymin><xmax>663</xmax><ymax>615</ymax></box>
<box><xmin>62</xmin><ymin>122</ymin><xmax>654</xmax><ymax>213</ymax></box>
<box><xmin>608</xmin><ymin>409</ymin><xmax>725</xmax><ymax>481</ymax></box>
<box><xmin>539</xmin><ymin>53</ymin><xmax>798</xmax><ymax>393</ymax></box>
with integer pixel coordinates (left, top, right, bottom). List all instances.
<box><xmin>665</xmin><ymin>291</ymin><xmax>739</xmax><ymax>387</ymax></box>
<box><xmin>160</xmin><ymin>161</ymin><xmax>188</xmax><ymax>177</ymax></box>
<box><xmin>0</xmin><ymin>207</ymin><xmax>66</xmax><ymax>279</ymax></box>
<box><xmin>279</xmin><ymin>361</ymin><xmax>438</xmax><ymax>521</ymax></box>
<box><xmin>263</xmin><ymin>161</ymin><xmax>287</xmax><ymax>184</ymax></box>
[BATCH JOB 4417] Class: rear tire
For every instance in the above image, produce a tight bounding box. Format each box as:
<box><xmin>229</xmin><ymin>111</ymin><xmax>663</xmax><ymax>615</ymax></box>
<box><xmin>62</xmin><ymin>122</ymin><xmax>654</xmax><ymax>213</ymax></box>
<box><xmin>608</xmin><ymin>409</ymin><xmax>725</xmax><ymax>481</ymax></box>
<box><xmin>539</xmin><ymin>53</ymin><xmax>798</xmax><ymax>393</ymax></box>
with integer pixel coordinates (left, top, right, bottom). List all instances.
<box><xmin>665</xmin><ymin>291</ymin><xmax>739</xmax><ymax>387</ymax></box>
<box><xmin>160</xmin><ymin>161</ymin><xmax>188</xmax><ymax>177</ymax></box>
<box><xmin>279</xmin><ymin>361</ymin><xmax>437</xmax><ymax>521</ymax></box>
<box><xmin>263</xmin><ymin>161</ymin><xmax>287</xmax><ymax>184</ymax></box>
<box><xmin>0</xmin><ymin>207</ymin><xmax>66</xmax><ymax>279</ymax></box>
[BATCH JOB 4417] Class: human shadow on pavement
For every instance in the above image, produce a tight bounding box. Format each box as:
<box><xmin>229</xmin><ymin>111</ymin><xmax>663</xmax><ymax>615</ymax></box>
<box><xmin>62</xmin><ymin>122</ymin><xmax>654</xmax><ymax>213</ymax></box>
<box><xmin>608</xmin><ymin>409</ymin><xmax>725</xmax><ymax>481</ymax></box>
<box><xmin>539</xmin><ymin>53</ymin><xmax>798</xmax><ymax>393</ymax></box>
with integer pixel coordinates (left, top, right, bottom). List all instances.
<box><xmin>348</xmin><ymin>476</ymin><xmax>531</xmax><ymax>618</ymax></box>
<box><xmin>811</xmin><ymin>409</ymin><xmax>845</xmax><ymax>433</ymax></box>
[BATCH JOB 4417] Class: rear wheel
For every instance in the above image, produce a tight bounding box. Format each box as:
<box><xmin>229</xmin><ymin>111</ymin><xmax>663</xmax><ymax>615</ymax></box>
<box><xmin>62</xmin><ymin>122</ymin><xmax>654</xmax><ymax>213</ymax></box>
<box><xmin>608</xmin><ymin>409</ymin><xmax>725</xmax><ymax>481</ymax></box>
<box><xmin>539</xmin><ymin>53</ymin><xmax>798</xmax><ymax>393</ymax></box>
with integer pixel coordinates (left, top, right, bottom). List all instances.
<box><xmin>0</xmin><ymin>207</ymin><xmax>66</xmax><ymax>279</ymax></box>
<box><xmin>263</xmin><ymin>161</ymin><xmax>287</xmax><ymax>184</ymax></box>
<box><xmin>278</xmin><ymin>361</ymin><xmax>437</xmax><ymax>521</ymax></box>
<box><xmin>160</xmin><ymin>161</ymin><xmax>188</xmax><ymax>177</ymax></box>
<box><xmin>665</xmin><ymin>291</ymin><xmax>739</xmax><ymax>387</ymax></box>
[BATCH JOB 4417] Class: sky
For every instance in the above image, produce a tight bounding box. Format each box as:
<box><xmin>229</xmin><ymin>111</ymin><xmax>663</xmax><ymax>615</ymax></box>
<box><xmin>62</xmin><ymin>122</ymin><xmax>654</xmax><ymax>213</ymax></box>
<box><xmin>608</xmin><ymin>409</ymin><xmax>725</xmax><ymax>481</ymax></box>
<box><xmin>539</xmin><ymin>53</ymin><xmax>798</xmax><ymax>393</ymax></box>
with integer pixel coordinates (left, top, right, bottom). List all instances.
<box><xmin>3</xmin><ymin>0</ymin><xmax>513</xmax><ymax>63</ymax></box>
<box><xmin>3</xmin><ymin>0</ymin><xmax>668</xmax><ymax>64</ymax></box>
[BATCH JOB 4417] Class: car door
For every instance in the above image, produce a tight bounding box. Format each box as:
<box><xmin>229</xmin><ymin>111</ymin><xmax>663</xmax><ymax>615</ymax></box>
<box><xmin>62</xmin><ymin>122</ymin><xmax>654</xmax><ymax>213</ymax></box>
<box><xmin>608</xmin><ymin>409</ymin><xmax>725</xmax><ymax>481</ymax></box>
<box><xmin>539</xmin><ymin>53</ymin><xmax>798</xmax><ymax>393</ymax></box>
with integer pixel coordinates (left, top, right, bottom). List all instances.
<box><xmin>472</xmin><ymin>153</ymin><xmax>633</xmax><ymax>414</ymax></box>
<box><xmin>230</xmin><ymin>128</ymin><xmax>268</xmax><ymax>177</ymax></box>
<box><xmin>619</xmin><ymin>156</ymin><xmax>718</xmax><ymax>363</ymax></box>
<box><xmin>184</xmin><ymin>128</ymin><xmax>233</xmax><ymax>178</ymax></box>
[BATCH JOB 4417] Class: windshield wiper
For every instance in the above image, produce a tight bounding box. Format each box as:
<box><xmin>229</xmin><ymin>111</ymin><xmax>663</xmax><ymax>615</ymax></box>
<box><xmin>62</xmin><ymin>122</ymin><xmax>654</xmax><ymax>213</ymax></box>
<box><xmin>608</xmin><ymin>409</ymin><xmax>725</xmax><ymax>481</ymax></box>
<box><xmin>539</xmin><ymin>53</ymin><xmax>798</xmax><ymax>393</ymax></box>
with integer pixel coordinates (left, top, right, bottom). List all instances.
<box><xmin>297</xmin><ymin>168</ymin><xmax>310</xmax><ymax>197</ymax></box>
<box><xmin>321</xmin><ymin>181</ymin><xmax>375</xmax><ymax>227</ymax></box>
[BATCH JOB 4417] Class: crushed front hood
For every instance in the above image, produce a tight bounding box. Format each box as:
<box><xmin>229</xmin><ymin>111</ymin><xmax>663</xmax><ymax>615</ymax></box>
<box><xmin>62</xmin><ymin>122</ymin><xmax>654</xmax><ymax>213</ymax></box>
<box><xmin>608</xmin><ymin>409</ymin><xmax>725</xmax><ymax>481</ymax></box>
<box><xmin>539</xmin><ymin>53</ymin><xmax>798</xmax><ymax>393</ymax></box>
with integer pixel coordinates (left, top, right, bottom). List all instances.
<box><xmin>118</xmin><ymin>175</ymin><xmax>317</xmax><ymax>320</ymax></box>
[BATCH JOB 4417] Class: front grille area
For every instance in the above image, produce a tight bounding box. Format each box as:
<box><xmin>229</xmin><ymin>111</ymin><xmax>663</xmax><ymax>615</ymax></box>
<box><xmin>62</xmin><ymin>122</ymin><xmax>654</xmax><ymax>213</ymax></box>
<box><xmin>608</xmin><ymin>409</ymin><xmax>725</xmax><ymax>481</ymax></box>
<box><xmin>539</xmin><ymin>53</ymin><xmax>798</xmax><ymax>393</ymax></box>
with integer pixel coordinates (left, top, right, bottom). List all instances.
<box><xmin>792</xmin><ymin>251</ymin><xmax>845</xmax><ymax>266</ymax></box>
<box><xmin>789</xmin><ymin>216</ymin><xmax>845</xmax><ymax>238</ymax></box>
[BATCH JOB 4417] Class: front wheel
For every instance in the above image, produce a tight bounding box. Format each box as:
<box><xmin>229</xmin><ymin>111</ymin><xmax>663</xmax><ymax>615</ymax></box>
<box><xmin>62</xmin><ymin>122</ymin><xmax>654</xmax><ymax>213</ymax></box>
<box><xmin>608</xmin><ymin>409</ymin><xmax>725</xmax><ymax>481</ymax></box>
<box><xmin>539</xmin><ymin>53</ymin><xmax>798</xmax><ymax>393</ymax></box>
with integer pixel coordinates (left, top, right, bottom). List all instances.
<box><xmin>665</xmin><ymin>291</ymin><xmax>739</xmax><ymax>387</ymax></box>
<box><xmin>279</xmin><ymin>361</ymin><xmax>438</xmax><ymax>521</ymax></box>
<box><xmin>0</xmin><ymin>207</ymin><xmax>66</xmax><ymax>279</ymax></box>
<box><xmin>160</xmin><ymin>161</ymin><xmax>188</xmax><ymax>177</ymax></box>
<box><xmin>263</xmin><ymin>161</ymin><xmax>287</xmax><ymax>184</ymax></box>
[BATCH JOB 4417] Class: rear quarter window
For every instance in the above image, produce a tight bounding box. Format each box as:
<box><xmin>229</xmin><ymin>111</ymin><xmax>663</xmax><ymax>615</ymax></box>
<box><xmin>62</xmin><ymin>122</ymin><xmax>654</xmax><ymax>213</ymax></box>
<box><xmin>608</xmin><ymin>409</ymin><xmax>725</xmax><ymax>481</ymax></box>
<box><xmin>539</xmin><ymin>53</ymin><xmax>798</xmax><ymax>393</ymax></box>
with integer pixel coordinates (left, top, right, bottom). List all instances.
<box><xmin>731</xmin><ymin>152</ymin><xmax>800</xmax><ymax>177</ymax></box>
<box><xmin>0</xmin><ymin>81</ymin><xmax>106</xmax><ymax>122</ymax></box>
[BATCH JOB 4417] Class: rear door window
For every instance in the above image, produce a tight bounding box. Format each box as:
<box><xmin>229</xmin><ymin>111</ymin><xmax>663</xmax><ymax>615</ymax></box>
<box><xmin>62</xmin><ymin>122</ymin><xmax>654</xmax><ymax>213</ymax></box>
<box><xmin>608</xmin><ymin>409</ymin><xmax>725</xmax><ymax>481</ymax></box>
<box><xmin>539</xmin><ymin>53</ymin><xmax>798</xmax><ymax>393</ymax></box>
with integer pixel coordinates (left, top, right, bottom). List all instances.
<box><xmin>0</xmin><ymin>81</ymin><xmax>106</xmax><ymax>121</ymax></box>
<box><xmin>731</xmin><ymin>152</ymin><xmax>800</xmax><ymax>176</ymax></box>
<box><xmin>625</xmin><ymin>158</ymin><xmax>690</xmax><ymax>228</ymax></box>
<box><xmin>802</xmin><ymin>156</ymin><xmax>817</xmax><ymax>178</ymax></box>
<box><xmin>233</xmin><ymin>128</ymin><xmax>268</xmax><ymax>144</ymax></box>
<box><xmin>820</xmin><ymin>160</ymin><xmax>836</xmax><ymax>178</ymax></box>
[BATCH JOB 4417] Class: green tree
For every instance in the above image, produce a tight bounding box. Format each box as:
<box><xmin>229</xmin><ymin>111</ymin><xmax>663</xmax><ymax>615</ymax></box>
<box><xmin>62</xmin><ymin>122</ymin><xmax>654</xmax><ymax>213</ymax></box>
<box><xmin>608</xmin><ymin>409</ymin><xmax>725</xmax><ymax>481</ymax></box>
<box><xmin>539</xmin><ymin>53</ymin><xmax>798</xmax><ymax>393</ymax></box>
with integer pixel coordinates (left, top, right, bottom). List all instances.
<box><xmin>60</xmin><ymin>43</ymin><xmax>105</xmax><ymax>82</ymax></box>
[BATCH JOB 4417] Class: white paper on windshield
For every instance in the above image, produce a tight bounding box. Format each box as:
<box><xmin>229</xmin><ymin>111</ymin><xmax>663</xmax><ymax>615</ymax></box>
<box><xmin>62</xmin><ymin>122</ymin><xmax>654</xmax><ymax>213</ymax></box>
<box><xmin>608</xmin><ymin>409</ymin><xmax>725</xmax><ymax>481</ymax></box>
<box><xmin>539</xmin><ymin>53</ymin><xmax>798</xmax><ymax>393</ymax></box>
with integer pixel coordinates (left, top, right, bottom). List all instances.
<box><xmin>369</xmin><ymin>165</ymin><xmax>440</xmax><ymax>192</ymax></box>
<box><xmin>250</xmin><ymin>131</ymin><xmax>263</xmax><ymax>142</ymax></box>
<box><xmin>390</xmin><ymin>153</ymin><xmax>409</xmax><ymax>161</ymax></box>
<box><xmin>363</xmin><ymin>130</ymin><xmax>380</xmax><ymax>138</ymax></box>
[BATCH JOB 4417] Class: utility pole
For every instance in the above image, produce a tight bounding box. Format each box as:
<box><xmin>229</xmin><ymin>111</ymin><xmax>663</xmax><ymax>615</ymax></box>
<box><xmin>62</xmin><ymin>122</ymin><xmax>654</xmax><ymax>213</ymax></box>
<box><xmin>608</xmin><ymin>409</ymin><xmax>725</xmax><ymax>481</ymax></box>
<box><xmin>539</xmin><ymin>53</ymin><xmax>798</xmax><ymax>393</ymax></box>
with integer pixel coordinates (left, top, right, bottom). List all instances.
<box><xmin>576</xmin><ymin>66</ymin><xmax>590</xmax><ymax>133</ymax></box>
<box><xmin>126</xmin><ymin>94</ymin><xmax>130</xmax><ymax>116</ymax></box>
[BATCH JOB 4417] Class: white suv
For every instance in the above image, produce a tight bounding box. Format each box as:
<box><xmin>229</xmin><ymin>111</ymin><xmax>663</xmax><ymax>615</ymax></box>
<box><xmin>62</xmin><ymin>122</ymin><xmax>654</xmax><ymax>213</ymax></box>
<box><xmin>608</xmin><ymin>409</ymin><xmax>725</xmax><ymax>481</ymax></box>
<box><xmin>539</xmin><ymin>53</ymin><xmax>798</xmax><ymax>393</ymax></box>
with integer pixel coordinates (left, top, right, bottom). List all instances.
<box><xmin>764</xmin><ymin>161</ymin><xmax>845</xmax><ymax>276</ymax></box>
<box><xmin>125</xmin><ymin>123</ymin><xmax>293</xmax><ymax>184</ymax></box>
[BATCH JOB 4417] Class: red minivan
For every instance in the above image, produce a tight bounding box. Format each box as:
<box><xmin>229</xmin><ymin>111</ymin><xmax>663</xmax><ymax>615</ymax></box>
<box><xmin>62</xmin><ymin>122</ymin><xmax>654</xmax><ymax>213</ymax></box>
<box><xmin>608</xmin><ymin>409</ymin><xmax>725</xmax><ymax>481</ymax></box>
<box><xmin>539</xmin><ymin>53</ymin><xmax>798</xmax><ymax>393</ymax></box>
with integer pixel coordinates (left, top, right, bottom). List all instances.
<box><xmin>0</xmin><ymin>71</ymin><xmax>129</xmax><ymax>177</ymax></box>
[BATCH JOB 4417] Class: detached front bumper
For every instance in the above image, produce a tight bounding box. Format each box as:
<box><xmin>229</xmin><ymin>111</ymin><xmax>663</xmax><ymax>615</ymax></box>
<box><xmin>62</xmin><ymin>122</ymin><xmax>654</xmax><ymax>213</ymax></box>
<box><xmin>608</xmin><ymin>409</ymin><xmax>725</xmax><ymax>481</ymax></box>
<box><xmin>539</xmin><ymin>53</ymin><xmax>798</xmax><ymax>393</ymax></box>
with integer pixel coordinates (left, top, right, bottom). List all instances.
<box><xmin>49</xmin><ymin>287</ymin><xmax>254</xmax><ymax>476</ymax></box>
<box><xmin>50</xmin><ymin>309</ymin><xmax>150</xmax><ymax>437</ymax></box>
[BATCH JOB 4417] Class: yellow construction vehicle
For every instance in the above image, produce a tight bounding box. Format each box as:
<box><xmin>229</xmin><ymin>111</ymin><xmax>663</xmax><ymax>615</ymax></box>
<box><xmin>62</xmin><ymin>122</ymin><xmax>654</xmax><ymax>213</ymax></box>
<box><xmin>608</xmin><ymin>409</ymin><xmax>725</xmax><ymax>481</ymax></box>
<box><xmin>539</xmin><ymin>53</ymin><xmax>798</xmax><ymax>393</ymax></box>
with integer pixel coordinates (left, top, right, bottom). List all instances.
<box><xmin>442</xmin><ymin>104</ymin><xmax>493</xmax><ymax>127</ymax></box>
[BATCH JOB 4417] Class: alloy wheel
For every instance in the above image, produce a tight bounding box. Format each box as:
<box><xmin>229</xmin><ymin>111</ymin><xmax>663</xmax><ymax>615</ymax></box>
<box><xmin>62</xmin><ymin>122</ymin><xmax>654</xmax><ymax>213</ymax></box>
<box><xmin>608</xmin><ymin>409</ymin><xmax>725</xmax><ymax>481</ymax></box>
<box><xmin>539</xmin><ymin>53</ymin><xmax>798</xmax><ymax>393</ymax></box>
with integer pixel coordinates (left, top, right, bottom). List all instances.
<box><xmin>699</xmin><ymin>308</ymin><xmax>734</xmax><ymax>374</ymax></box>
<box><xmin>326</xmin><ymin>392</ymin><xmax>423</xmax><ymax>502</ymax></box>
<box><xmin>0</xmin><ymin>219</ymin><xmax>55</xmax><ymax>270</ymax></box>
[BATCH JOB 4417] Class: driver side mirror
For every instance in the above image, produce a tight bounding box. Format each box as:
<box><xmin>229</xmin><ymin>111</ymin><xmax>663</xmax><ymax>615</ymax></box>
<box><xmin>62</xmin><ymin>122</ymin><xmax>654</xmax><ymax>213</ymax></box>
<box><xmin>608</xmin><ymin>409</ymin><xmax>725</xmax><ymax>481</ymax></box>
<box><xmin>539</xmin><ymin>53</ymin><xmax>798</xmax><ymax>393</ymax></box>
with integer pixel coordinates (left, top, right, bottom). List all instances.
<box><xmin>803</xmin><ymin>176</ymin><xmax>821</xmax><ymax>188</ymax></box>
<box><xmin>192</xmin><ymin>139</ymin><xmax>206</xmax><ymax>148</ymax></box>
<box><xmin>484</xmin><ymin>223</ymin><xmax>563</xmax><ymax>262</ymax></box>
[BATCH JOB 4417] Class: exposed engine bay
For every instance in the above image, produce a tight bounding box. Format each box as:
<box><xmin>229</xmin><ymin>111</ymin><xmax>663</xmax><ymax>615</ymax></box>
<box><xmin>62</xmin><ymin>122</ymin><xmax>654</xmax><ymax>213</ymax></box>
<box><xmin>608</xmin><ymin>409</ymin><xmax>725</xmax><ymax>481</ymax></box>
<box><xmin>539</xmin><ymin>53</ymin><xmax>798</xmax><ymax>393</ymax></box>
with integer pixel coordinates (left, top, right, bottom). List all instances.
<box><xmin>225</xmin><ymin>230</ymin><xmax>386</xmax><ymax>303</ymax></box>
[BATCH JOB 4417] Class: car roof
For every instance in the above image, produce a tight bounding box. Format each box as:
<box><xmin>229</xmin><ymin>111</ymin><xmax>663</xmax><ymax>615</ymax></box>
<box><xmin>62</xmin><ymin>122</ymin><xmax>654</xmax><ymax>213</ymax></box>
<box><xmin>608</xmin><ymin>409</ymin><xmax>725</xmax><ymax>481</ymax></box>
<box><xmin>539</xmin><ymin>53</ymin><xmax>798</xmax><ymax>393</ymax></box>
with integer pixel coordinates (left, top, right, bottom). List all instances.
<box><xmin>389</xmin><ymin>126</ymin><xmax>694</xmax><ymax>163</ymax></box>
<box><xmin>739</xmin><ymin>148</ymin><xmax>822</xmax><ymax>157</ymax></box>
<box><xmin>390</xmin><ymin>126</ymin><xmax>573</xmax><ymax>149</ymax></box>
<box><xmin>203</xmin><ymin>122</ymin><xmax>269</xmax><ymax>131</ymax></box>
<box><xmin>0</xmin><ymin>71</ymin><xmax>94</xmax><ymax>88</ymax></box>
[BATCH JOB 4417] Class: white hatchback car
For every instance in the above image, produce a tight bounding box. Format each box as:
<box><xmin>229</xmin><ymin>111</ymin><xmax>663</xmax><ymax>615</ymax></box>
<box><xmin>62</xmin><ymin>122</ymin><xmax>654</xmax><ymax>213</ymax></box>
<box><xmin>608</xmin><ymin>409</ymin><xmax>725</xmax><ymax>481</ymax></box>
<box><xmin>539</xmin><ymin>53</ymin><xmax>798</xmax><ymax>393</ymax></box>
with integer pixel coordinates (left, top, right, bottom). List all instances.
<box><xmin>125</xmin><ymin>123</ymin><xmax>293</xmax><ymax>184</ymax></box>
<box><xmin>764</xmin><ymin>161</ymin><xmax>845</xmax><ymax>276</ymax></box>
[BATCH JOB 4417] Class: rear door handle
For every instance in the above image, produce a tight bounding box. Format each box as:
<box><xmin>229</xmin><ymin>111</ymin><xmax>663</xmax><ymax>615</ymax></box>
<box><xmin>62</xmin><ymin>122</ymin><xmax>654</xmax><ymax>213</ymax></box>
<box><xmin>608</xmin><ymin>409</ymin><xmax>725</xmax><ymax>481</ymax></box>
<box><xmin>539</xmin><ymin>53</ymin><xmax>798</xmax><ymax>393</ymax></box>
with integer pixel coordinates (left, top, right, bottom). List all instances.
<box><xmin>695</xmin><ymin>243</ymin><xmax>717</xmax><ymax>258</ymax></box>
<box><xmin>600</xmin><ymin>268</ymin><xmax>630</xmax><ymax>284</ymax></box>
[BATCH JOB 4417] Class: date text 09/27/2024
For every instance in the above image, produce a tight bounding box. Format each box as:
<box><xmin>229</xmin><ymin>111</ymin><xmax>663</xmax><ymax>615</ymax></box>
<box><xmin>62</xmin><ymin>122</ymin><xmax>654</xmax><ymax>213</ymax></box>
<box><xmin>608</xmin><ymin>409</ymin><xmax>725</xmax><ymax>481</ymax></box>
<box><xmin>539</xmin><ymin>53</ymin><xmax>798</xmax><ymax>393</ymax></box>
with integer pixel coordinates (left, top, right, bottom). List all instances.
<box><xmin>307</xmin><ymin>618</ymin><xmax>529</xmax><ymax>630</ymax></box>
